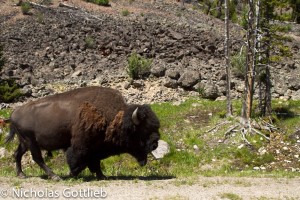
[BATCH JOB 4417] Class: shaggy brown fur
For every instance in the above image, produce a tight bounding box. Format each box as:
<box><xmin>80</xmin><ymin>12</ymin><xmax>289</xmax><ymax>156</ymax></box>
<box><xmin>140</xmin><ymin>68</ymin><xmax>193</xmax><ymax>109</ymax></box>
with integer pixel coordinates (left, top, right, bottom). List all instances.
<box><xmin>105</xmin><ymin>111</ymin><xmax>124</xmax><ymax>145</ymax></box>
<box><xmin>71</xmin><ymin>102</ymin><xmax>107</xmax><ymax>151</ymax></box>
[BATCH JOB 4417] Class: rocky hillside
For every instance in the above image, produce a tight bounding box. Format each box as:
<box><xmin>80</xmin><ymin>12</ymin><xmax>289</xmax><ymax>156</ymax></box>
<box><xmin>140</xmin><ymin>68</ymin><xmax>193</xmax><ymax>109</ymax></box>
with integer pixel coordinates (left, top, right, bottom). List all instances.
<box><xmin>0</xmin><ymin>0</ymin><xmax>299</xmax><ymax>104</ymax></box>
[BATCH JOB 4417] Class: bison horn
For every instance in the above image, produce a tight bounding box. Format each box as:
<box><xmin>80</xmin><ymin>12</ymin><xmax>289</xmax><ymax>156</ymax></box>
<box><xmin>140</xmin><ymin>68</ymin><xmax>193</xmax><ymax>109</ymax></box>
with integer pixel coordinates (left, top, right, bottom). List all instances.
<box><xmin>132</xmin><ymin>107</ymin><xmax>140</xmax><ymax>125</ymax></box>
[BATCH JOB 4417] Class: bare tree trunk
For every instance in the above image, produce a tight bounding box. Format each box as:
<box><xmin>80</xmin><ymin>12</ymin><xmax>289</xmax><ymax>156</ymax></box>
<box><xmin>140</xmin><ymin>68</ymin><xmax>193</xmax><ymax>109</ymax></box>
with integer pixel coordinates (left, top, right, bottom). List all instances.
<box><xmin>242</xmin><ymin>0</ymin><xmax>256</xmax><ymax>121</ymax></box>
<box><xmin>181</xmin><ymin>0</ymin><xmax>185</xmax><ymax>7</ymax></box>
<box><xmin>224</xmin><ymin>0</ymin><xmax>232</xmax><ymax>116</ymax></box>
<box><xmin>265</xmin><ymin>64</ymin><xmax>272</xmax><ymax>115</ymax></box>
<box><xmin>264</xmin><ymin>28</ymin><xmax>272</xmax><ymax>116</ymax></box>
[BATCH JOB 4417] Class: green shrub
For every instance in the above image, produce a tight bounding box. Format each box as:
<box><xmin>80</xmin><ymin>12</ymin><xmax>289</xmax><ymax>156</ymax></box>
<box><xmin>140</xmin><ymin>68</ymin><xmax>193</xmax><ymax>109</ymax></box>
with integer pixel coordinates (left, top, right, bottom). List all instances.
<box><xmin>36</xmin><ymin>12</ymin><xmax>45</xmax><ymax>24</ymax></box>
<box><xmin>121</xmin><ymin>9</ymin><xmax>130</xmax><ymax>16</ymax></box>
<box><xmin>229</xmin><ymin>0</ymin><xmax>238</xmax><ymax>23</ymax></box>
<box><xmin>86</xmin><ymin>0</ymin><xmax>109</xmax><ymax>6</ymax></box>
<box><xmin>127</xmin><ymin>52</ymin><xmax>152</xmax><ymax>79</ymax></box>
<box><xmin>0</xmin><ymin>80</ymin><xmax>23</xmax><ymax>103</ymax></box>
<box><xmin>231</xmin><ymin>47</ymin><xmax>246</xmax><ymax>79</ymax></box>
<box><xmin>21</xmin><ymin>2</ymin><xmax>31</xmax><ymax>15</ymax></box>
<box><xmin>84</xmin><ymin>36</ymin><xmax>95</xmax><ymax>49</ymax></box>
<box><xmin>239</xmin><ymin>6</ymin><xmax>249</xmax><ymax>29</ymax></box>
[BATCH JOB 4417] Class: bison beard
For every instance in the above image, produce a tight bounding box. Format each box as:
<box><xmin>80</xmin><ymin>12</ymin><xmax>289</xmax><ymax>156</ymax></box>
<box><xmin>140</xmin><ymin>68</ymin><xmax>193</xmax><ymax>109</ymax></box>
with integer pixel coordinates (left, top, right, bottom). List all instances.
<box><xmin>5</xmin><ymin>86</ymin><xmax>160</xmax><ymax>180</ymax></box>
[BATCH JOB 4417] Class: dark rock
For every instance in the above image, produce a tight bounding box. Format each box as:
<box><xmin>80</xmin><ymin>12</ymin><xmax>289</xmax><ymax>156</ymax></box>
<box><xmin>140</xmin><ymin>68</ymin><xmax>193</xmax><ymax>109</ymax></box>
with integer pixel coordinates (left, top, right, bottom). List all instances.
<box><xmin>132</xmin><ymin>80</ymin><xmax>144</xmax><ymax>88</ymax></box>
<box><xmin>0</xmin><ymin>0</ymin><xmax>297</xmax><ymax>105</ymax></box>
<box><xmin>21</xmin><ymin>85</ymin><xmax>33</xmax><ymax>97</ymax></box>
<box><xmin>169</xmin><ymin>30</ymin><xmax>183</xmax><ymax>40</ymax></box>
<box><xmin>287</xmin><ymin>77</ymin><xmax>300</xmax><ymax>90</ymax></box>
<box><xmin>203</xmin><ymin>82</ymin><xmax>220</xmax><ymax>100</ymax></box>
<box><xmin>165</xmin><ymin>69</ymin><xmax>180</xmax><ymax>80</ymax></box>
<box><xmin>151</xmin><ymin>65</ymin><xmax>166</xmax><ymax>77</ymax></box>
<box><xmin>163</xmin><ymin>77</ymin><xmax>178</xmax><ymax>89</ymax></box>
<box><xmin>178</xmin><ymin>71</ymin><xmax>200</xmax><ymax>89</ymax></box>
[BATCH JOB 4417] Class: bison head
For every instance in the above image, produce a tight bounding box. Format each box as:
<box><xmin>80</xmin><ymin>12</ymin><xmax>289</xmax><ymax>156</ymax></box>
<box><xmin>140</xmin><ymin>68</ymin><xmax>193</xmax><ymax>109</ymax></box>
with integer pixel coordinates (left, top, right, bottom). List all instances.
<box><xmin>124</xmin><ymin>105</ymin><xmax>160</xmax><ymax>166</ymax></box>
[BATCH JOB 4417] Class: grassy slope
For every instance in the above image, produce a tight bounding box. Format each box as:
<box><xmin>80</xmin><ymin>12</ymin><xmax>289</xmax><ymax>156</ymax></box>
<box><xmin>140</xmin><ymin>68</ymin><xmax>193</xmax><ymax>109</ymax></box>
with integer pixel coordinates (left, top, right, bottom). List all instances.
<box><xmin>0</xmin><ymin>98</ymin><xmax>300</xmax><ymax>181</ymax></box>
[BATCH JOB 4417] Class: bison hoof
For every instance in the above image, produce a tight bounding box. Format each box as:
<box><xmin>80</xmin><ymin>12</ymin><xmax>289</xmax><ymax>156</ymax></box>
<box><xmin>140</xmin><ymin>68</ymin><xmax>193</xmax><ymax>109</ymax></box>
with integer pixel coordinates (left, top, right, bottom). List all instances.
<box><xmin>96</xmin><ymin>174</ymin><xmax>107</xmax><ymax>180</ymax></box>
<box><xmin>17</xmin><ymin>172</ymin><xmax>26</xmax><ymax>179</ymax></box>
<box><xmin>50</xmin><ymin>175</ymin><xmax>61</xmax><ymax>181</ymax></box>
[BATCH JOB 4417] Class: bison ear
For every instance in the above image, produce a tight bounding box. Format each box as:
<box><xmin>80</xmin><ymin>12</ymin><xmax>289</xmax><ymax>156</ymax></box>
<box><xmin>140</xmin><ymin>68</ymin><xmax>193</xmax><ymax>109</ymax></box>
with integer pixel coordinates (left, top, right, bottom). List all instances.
<box><xmin>132</xmin><ymin>107</ymin><xmax>140</xmax><ymax>125</ymax></box>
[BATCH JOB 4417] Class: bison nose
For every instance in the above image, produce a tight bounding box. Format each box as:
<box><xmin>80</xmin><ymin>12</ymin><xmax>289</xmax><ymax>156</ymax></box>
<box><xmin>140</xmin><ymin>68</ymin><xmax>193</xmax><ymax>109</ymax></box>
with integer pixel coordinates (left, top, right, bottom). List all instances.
<box><xmin>152</xmin><ymin>143</ymin><xmax>158</xmax><ymax>151</ymax></box>
<box><xmin>138</xmin><ymin>159</ymin><xmax>147</xmax><ymax>166</ymax></box>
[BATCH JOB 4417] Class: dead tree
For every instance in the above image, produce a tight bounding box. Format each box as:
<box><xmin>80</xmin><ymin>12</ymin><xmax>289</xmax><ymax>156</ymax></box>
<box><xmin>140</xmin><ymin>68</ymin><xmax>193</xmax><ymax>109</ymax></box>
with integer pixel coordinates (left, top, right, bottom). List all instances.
<box><xmin>224</xmin><ymin>0</ymin><xmax>232</xmax><ymax>116</ymax></box>
<box><xmin>242</xmin><ymin>0</ymin><xmax>257</xmax><ymax>123</ymax></box>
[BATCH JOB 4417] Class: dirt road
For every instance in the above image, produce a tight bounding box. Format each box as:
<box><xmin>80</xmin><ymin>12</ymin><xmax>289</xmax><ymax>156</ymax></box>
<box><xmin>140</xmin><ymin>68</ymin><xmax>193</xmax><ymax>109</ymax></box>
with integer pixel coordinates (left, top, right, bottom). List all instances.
<box><xmin>0</xmin><ymin>176</ymin><xmax>299</xmax><ymax>199</ymax></box>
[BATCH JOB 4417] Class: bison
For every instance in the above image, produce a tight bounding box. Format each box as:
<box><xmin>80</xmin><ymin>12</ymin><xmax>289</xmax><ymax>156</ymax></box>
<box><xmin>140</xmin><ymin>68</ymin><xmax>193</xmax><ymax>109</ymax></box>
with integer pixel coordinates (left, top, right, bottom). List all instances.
<box><xmin>5</xmin><ymin>86</ymin><xmax>160</xmax><ymax>180</ymax></box>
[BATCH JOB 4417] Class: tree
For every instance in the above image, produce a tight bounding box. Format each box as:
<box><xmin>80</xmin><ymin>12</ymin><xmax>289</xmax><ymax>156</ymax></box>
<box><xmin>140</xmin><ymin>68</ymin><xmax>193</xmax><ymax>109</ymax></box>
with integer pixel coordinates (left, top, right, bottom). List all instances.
<box><xmin>0</xmin><ymin>45</ymin><xmax>23</xmax><ymax>103</ymax></box>
<box><xmin>240</xmin><ymin>0</ymin><xmax>293</xmax><ymax>119</ymax></box>
<box><xmin>0</xmin><ymin>45</ymin><xmax>4</xmax><ymax>71</ymax></box>
<box><xmin>290</xmin><ymin>0</ymin><xmax>300</xmax><ymax>23</ymax></box>
<box><xmin>242</xmin><ymin>0</ymin><xmax>257</xmax><ymax>122</ymax></box>
<box><xmin>224</xmin><ymin>0</ymin><xmax>233</xmax><ymax>116</ymax></box>
<box><xmin>256</xmin><ymin>0</ymin><xmax>292</xmax><ymax>116</ymax></box>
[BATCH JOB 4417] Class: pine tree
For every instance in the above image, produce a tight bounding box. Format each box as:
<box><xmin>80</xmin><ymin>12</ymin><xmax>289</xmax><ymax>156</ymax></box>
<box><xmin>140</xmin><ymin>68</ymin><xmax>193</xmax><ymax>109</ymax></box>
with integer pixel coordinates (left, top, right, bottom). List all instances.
<box><xmin>257</xmin><ymin>0</ymin><xmax>292</xmax><ymax>116</ymax></box>
<box><xmin>0</xmin><ymin>45</ymin><xmax>4</xmax><ymax>71</ymax></box>
<box><xmin>290</xmin><ymin>0</ymin><xmax>300</xmax><ymax>23</ymax></box>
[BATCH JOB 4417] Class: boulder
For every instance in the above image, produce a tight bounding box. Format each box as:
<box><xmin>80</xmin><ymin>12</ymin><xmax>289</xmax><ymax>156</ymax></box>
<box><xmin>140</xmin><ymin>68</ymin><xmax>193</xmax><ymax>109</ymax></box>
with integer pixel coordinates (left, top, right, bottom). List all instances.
<box><xmin>151</xmin><ymin>140</ymin><xmax>170</xmax><ymax>159</ymax></box>
<box><xmin>163</xmin><ymin>77</ymin><xmax>178</xmax><ymax>88</ymax></box>
<box><xmin>178</xmin><ymin>71</ymin><xmax>200</xmax><ymax>89</ymax></box>
<box><xmin>165</xmin><ymin>69</ymin><xmax>180</xmax><ymax>80</ymax></box>
<box><xmin>203</xmin><ymin>82</ymin><xmax>220</xmax><ymax>100</ymax></box>
<box><xmin>291</xmin><ymin>90</ymin><xmax>300</xmax><ymax>100</ymax></box>
<box><xmin>151</xmin><ymin>65</ymin><xmax>166</xmax><ymax>77</ymax></box>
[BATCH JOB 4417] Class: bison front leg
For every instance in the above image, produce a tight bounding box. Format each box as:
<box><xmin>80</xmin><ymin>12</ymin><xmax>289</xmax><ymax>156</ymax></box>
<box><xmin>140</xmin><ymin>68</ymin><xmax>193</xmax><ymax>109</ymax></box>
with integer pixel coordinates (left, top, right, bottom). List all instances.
<box><xmin>87</xmin><ymin>159</ymin><xmax>107</xmax><ymax>180</ymax></box>
<box><xmin>66</xmin><ymin>147</ymin><xmax>88</xmax><ymax>177</ymax></box>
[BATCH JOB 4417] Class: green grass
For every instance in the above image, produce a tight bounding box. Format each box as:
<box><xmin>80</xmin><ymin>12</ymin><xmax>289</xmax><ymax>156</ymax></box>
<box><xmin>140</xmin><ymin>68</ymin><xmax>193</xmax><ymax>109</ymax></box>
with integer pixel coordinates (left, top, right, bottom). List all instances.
<box><xmin>0</xmin><ymin>99</ymin><xmax>300</xmax><ymax>181</ymax></box>
<box><xmin>219</xmin><ymin>193</ymin><xmax>242</xmax><ymax>200</ymax></box>
<box><xmin>0</xmin><ymin>109</ymin><xmax>11</xmax><ymax>119</ymax></box>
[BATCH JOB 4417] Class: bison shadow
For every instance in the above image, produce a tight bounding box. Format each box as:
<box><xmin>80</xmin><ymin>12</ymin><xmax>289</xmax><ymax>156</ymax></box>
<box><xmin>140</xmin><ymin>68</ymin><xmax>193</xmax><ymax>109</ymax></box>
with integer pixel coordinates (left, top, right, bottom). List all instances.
<box><xmin>57</xmin><ymin>175</ymin><xmax>175</xmax><ymax>182</ymax></box>
<box><xmin>104</xmin><ymin>175</ymin><xmax>175</xmax><ymax>181</ymax></box>
<box><xmin>26</xmin><ymin>174</ymin><xmax>175</xmax><ymax>182</ymax></box>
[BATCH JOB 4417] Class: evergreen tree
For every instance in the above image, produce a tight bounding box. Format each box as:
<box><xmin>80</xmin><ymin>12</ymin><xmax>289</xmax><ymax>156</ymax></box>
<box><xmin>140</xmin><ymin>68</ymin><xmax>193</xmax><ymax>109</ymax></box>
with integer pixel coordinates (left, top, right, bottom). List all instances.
<box><xmin>0</xmin><ymin>45</ymin><xmax>4</xmax><ymax>71</ymax></box>
<box><xmin>257</xmin><ymin>0</ymin><xmax>292</xmax><ymax>116</ymax></box>
<box><xmin>290</xmin><ymin>0</ymin><xmax>300</xmax><ymax>23</ymax></box>
<box><xmin>0</xmin><ymin>45</ymin><xmax>23</xmax><ymax>103</ymax></box>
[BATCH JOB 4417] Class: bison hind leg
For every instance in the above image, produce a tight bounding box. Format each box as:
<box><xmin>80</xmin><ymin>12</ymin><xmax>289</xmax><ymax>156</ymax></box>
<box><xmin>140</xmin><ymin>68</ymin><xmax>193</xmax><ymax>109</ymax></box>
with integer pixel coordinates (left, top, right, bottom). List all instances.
<box><xmin>66</xmin><ymin>147</ymin><xmax>88</xmax><ymax>177</ymax></box>
<box><xmin>14</xmin><ymin>143</ymin><xmax>28</xmax><ymax>178</ymax></box>
<box><xmin>28</xmin><ymin>140</ymin><xmax>61</xmax><ymax>181</ymax></box>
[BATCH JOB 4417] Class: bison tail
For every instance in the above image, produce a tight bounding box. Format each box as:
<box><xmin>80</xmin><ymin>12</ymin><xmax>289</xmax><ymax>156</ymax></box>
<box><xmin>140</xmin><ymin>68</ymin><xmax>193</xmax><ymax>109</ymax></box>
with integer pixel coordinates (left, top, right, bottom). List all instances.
<box><xmin>0</xmin><ymin>118</ymin><xmax>10</xmax><ymax>126</ymax></box>
<box><xmin>5</xmin><ymin>124</ymin><xmax>16</xmax><ymax>144</ymax></box>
